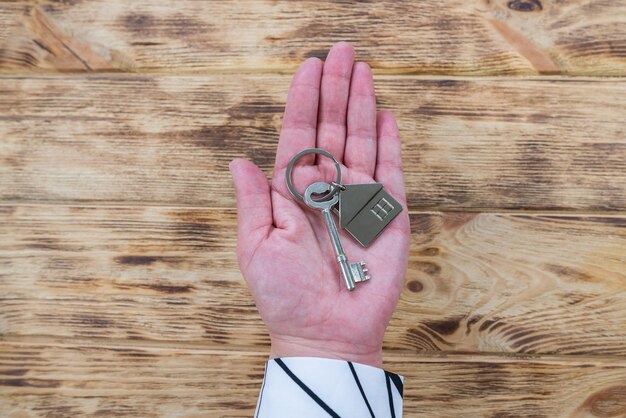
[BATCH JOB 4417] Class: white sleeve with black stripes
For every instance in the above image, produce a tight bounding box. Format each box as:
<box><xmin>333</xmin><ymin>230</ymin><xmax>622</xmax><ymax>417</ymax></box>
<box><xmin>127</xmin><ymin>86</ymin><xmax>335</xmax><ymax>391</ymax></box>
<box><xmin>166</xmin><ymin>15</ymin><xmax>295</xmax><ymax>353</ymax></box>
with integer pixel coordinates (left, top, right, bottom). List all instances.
<box><xmin>254</xmin><ymin>357</ymin><xmax>404</xmax><ymax>418</ymax></box>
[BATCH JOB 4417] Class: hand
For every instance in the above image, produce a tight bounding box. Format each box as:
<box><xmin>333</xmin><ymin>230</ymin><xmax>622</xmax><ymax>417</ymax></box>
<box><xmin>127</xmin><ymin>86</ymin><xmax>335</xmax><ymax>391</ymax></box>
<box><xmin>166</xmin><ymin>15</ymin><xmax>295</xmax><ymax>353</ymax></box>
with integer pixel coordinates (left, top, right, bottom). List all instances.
<box><xmin>230</xmin><ymin>42</ymin><xmax>410</xmax><ymax>368</ymax></box>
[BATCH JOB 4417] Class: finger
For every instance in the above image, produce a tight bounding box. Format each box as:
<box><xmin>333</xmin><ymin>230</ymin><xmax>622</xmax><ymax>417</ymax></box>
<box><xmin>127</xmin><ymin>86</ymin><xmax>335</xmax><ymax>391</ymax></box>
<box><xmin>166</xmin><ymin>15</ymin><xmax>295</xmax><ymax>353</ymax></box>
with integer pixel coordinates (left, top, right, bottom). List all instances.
<box><xmin>316</xmin><ymin>41</ymin><xmax>355</xmax><ymax>164</ymax></box>
<box><xmin>344</xmin><ymin>62</ymin><xmax>377</xmax><ymax>176</ymax></box>
<box><xmin>374</xmin><ymin>111</ymin><xmax>406</xmax><ymax>205</ymax></box>
<box><xmin>230</xmin><ymin>159</ymin><xmax>274</xmax><ymax>266</ymax></box>
<box><xmin>274</xmin><ymin>57</ymin><xmax>323</xmax><ymax>174</ymax></box>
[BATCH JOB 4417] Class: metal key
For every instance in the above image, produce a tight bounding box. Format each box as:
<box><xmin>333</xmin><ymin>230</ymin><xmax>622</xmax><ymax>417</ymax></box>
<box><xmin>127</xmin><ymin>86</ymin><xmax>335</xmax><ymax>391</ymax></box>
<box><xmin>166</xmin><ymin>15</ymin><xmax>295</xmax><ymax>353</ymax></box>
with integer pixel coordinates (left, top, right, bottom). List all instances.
<box><xmin>304</xmin><ymin>182</ymin><xmax>370</xmax><ymax>290</ymax></box>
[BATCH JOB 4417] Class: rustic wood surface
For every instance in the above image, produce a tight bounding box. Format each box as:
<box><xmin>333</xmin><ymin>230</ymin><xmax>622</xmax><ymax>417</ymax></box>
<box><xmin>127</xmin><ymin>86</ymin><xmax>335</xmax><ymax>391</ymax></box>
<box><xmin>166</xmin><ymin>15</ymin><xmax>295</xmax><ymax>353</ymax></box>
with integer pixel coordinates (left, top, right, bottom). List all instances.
<box><xmin>1</xmin><ymin>0</ymin><xmax>625</xmax><ymax>417</ymax></box>
<box><xmin>1</xmin><ymin>205</ymin><xmax>625</xmax><ymax>357</ymax></box>
<box><xmin>1</xmin><ymin>341</ymin><xmax>626</xmax><ymax>417</ymax></box>
<box><xmin>1</xmin><ymin>1</ymin><xmax>626</xmax><ymax>75</ymax></box>
<box><xmin>1</xmin><ymin>75</ymin><xmax>625</xmax><ymax>210</ymax></box>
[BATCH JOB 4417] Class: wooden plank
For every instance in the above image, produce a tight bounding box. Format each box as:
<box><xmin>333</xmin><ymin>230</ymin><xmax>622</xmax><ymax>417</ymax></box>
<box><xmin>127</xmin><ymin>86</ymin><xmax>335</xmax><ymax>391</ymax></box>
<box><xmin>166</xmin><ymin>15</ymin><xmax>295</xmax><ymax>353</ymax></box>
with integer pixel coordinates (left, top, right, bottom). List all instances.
<box><xmin>1</xmin><ymin>341</ymin><xmax>625</xmax><ymax>417</ymax></box>
<box><xmin>1</xmin><ymin>75</ymin><xmax>625</xmax><ymax>210</ymax></box>
<box><xmin>1</xmin><ymin>1</ymin><xmax>625</xmax><ymax>75</ymax></box>
<box><xmin>1</xmin><ymin>205</ymin><xmax>625</xmax><ymax>356</ymax></box>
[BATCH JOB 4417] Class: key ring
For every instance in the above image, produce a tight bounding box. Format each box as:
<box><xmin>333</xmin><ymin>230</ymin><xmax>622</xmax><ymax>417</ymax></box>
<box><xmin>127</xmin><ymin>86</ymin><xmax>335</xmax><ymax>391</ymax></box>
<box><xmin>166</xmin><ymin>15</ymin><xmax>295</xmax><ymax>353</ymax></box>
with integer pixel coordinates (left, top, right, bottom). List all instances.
<box><xmin>285</xmin><ymin>148</ymin><xmax>342</xmax><ymax>203</ymax></box>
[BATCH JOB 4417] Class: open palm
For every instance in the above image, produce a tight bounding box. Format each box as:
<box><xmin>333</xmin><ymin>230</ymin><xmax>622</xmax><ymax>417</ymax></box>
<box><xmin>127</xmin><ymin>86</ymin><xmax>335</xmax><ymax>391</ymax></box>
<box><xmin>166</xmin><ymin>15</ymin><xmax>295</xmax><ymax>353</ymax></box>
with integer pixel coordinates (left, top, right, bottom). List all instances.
<box><xmin>230</xmin><ymin>42</ymin><xmax>410</xmax><ymax>368</ymax></box>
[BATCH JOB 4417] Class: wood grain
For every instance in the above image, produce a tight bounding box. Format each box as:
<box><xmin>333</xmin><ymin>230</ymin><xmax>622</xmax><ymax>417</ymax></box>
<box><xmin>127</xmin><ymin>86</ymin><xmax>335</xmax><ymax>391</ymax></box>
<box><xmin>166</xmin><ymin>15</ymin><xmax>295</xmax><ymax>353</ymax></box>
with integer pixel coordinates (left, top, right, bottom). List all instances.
<box><xmin>1</xmin><ymin>75</ymin><xmax>625</xmax><ymax>210</ymax></box>
<box><xmin>1</xmin><ymin>0</ymin><xmax>624</xmax><ymax>416</ymax></box>
<box><xmin>1</xmin><ymin>205</ymin><xmax>624</xmax><ymax>356</ymax></box>
<box><xmin>1</xmin><ymin>341</ymin><xmax>625</xmax><ymax>417</ymax></box>
<box><xmin>1</xmin><ymin>1</ymin><xmax>625</xmax><ymax>75</ymax></box>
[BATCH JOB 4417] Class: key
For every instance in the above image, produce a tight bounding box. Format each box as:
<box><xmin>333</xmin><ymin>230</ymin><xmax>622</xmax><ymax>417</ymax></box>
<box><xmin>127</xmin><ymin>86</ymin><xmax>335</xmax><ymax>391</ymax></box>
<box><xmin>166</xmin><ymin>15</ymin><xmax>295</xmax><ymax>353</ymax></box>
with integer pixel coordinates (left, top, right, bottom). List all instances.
<box><xmin>285</xmin><ymin>148</ymin><xmax>403</xmax><ymax>249</ymax></box>
<box><xmin>303</xmin><ymin>182</ymin><xmax>370</xmax><ymax>290</ymax></box>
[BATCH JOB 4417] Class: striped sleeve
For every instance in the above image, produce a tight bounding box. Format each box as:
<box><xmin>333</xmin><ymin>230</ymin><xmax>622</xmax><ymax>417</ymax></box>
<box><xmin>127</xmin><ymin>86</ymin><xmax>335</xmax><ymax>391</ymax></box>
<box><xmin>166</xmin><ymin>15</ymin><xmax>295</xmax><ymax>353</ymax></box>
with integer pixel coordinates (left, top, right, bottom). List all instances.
<box><xmin>254</xmin><ymin>357</ymin><xmax>404</xmax><ymax>418</ymax></box>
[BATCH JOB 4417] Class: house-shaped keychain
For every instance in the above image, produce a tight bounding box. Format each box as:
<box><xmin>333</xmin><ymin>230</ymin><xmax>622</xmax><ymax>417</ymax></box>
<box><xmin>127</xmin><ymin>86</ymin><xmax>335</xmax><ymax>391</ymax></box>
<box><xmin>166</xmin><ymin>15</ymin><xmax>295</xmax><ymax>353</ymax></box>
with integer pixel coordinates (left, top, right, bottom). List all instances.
<box><xmin>337</xmin><ymin>183</ymin><xmax>402</xmax><ymax>247</ymax></box>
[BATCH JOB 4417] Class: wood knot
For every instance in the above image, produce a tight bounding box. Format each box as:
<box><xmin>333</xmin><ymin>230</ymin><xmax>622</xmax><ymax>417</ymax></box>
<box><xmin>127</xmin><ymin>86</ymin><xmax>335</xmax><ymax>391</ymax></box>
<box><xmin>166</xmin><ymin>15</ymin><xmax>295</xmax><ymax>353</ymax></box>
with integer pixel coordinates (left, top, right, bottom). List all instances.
<box><xmin>418</xmin><ymin>247</ymin><xmax>440</xmax><ymax>256</ymax></box>
<box><xmin>124</xmin><ymin>13</ymin><xmax>153</xmax><ymax>27</ymax></box>
<box><xmin>579</xmin><ymin>385</ymin><xmax>626</xmax><ymax>417</ymax></box>
<box><xmin>407</xmin><ymin>280</ymin><xmax>423</xmax><ymax>293</ymax></box>
<box><xmin>423</xmin><ymin>317</ymin><xmax>462</xmax><ymax>335</ymax></box>
<box><xmin>507</xmin><ymin>0</ymin><xmax>542</xmax><ymax>12</ymax></box>
<box><xmin>414</xmin><ymin>261</ymin><xmax>441</xmax><ymax>276</ymax></box>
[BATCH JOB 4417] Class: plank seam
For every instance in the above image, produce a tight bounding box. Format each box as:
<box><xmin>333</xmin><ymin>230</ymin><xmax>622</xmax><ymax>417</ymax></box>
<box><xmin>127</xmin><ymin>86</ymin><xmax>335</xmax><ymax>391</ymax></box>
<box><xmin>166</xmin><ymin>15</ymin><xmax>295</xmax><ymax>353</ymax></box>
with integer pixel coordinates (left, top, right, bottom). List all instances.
<box><xmin>2</xmin><ymin>72</ymin><xmax>626</xmax><ymax>82</ymax></box>
<box><xmin>1</xmin><ymin>201</ymin><xmax>625</xmax><ymax>216</ymax></box>
<box><xmin>2</xmin><ymin>335</ymin><xmax>625</xmax><ymax>363</ymax></box>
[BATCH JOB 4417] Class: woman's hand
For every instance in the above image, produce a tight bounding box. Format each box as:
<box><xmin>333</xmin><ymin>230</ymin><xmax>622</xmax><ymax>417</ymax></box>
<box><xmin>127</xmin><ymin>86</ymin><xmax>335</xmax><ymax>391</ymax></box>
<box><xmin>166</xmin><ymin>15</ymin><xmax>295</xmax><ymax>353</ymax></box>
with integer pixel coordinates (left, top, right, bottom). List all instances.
<box><xmin>230</xmin><ymin>42</ymin><xmax>410</xmax><ymax>368</ymax></box>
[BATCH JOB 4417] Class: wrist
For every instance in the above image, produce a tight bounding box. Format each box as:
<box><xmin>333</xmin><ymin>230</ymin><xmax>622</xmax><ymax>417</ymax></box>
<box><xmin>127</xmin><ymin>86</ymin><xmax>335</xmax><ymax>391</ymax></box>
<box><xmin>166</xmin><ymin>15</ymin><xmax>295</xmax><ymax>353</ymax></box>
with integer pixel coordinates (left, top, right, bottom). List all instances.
<box><xmin>269</xmin><ymin>334</ymin><xmax>383</xmax><ymax>368</ymax></box>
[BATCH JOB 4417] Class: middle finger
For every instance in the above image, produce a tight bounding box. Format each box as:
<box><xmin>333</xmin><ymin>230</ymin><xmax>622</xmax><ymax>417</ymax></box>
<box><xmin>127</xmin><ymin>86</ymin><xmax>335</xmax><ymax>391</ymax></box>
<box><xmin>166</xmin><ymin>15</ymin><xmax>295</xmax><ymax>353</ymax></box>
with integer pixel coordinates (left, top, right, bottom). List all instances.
<box><xmin>316</xmin><ymin>42</ymin><xmax>355</xmax><ymax>165</ymax></box>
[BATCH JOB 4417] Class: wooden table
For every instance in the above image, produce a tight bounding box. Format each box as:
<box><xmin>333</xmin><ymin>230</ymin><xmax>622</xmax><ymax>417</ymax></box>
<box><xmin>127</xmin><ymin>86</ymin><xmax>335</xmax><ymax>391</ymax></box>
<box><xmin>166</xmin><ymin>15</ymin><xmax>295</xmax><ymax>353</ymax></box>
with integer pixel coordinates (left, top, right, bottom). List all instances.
<box><xmin>1</xmin><ymin>1</ymin><xmax>625</xmax><ymax>416</ymax></box>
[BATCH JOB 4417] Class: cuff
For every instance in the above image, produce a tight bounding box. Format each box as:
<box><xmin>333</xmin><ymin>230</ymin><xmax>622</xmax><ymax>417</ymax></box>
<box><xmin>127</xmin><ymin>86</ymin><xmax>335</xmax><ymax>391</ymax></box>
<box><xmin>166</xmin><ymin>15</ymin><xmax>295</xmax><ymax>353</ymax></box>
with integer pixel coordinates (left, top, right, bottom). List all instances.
<box><xmin>255</xmin><ymin>357</ymin><xmax>404</xmax><ymax>418</ymax></box>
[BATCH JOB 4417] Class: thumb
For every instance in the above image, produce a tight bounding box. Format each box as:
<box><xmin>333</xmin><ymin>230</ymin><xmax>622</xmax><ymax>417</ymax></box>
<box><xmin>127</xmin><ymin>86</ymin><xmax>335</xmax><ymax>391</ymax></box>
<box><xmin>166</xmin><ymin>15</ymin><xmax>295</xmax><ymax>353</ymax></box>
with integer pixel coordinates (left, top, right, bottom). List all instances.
<box><xmin>229</xmin><ymin>159</ymin><xmax>274</xmax><ymax>266</ymax></box>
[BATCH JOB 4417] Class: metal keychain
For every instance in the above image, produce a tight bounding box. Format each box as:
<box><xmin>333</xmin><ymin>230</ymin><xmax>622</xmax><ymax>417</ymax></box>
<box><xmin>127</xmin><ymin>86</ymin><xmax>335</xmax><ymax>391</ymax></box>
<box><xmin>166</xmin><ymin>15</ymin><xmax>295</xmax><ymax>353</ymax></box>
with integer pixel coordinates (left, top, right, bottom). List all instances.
<box><xmin>285</xmin><ymin>148</ymin><xmax>343</xmax><ymax>203</ymax></box>
<box><xmin>285</xmin><ymin>148</ymin><xmax>403</xmax><ymax>248</ymax></box>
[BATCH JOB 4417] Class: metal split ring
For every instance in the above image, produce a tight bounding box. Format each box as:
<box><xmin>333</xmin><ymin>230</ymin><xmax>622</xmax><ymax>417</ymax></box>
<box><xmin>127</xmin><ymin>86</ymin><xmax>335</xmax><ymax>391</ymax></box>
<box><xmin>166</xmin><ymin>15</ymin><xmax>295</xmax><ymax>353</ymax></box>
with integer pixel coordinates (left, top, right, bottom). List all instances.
<box><xmin>285</xmin><ymin>148</ymin><xmax>342</xmax><ymax>203</ymax></box>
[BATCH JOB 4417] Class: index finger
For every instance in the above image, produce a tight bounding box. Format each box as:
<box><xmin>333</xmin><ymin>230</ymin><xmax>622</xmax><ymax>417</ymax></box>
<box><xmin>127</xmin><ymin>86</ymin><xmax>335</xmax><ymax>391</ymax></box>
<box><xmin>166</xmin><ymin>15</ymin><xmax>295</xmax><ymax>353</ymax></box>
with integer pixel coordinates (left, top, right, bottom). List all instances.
<box><xmin>274</xmin><ymin>57</ymin><xmax>323</xmax><ymax>174</ymax></box>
